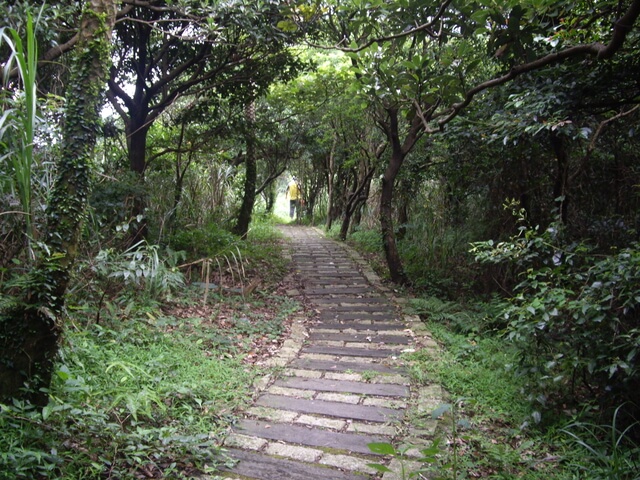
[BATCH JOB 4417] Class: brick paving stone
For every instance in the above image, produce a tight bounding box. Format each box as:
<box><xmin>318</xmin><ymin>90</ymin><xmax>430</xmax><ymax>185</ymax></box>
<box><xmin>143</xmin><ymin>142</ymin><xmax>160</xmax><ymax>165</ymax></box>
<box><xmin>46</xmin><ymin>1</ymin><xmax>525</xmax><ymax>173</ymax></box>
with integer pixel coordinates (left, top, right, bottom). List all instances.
<box><xmin>266</xmin><ymin>385</ymin><xmax>316</xmax><ymax>399</ymax></box>
<box><xmin>305</xmin><ymin>287</ymin><xmax>374</xmax><ymax>295</ymax></box>
<box><xmin>284</xmin><ymin>368</ymin><xmax>324</xmax><ymax>378</ymax></box>
<box><xmin>313</xmin><ymin>323</ymin><xmax>400</xmax><ymax>331</ymax></box>
<box><xmin>370</xmin><ymin>374</ymin><xmax>410</xmax><ymax>385</ymax></box>
<box><xmin>224</xmin><ymin>433</ymin><xmax>268</xmax><ymax>451</ymax></box>
<box><xmin>347</xmin><ymin>342</ymin><xmax>406</xmax><ymax>351</ymax></box>
<box><xmin>324</xmin><ymin>372</ymin><xmax>366</xmax><ymax>382</ymax></box>
<box><xmin>319</xmin><ymin>453</ymin><xmax>379</xmax><ymax>474</ymax></box>
<box><xmin>346</xmin><ymin>422</ymin><xmax>398</xmax><ymax>436</ymax></box>
<box><xmin>264</xmin><ymin>443</ymin><xmax>323</xmax><ymax>462</ymax></box>
<box><xmin>302</xmin><ymin>345</ymin><xmax>396</xmax><ymax>358</ymax></box>
<box><xmin>322</xmin><ymin>305</ymin><xmax>397</xmax><ymax>312</ymax></box>
<box><xmin>310</xmin><ymin>339</ymin><xmax>347</xmax><ymax>346</ymax></box>
<box><xmin>308</xmin><ymin>332</ymin><xmax>411</xmax><ymax>344</ymax></box>
<box><xmin>245</xmin><ymin>406</ymin><xmax>300</xmax><ymax>423</ymax></box>
<box><xmin>362</xmin><ymin>397</ymin><xmax>408</xmax><ymax>409</ymax></box>
<box><xmin>315</xmin><ymin>392</ymin><xmax>362</xmax><ymax>404</ymax></box>
<box><xmin>223</xmin><ymin>449</ymin><xmax>365</xmax><ymax>480</ymax></box>
<box><xmin>299</xmin><ymin>352</ymin><xmax>339</xmax><ymax>361</ymax></box>
<box><xmin>319</xmin><ymin>312</ymin><xmax>397</xmax><ymax>321</ymax></box>
<box><xmin>295</xmin><ymin>414</ymin><xmax>348</xmax><ymax>430</ymax></box>
<box><xmin>312</xmin><ymin>297</ymin><xmax>390</xmax><ymax>305</ymax></box>
<box><xmin>290</xmin><ymin>358</ymin><xmax>401</xmax><ymax>374</ymax></box>
<box><xmin>337</xmin><ymin>356</ymin><xmax>378</xmax><ymax>364</ymax></box>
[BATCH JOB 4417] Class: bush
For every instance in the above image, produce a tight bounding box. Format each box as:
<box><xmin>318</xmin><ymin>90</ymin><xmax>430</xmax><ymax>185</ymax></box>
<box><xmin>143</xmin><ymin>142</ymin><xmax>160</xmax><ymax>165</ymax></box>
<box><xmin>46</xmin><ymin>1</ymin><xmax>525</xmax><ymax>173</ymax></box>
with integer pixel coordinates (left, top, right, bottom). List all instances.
<box><xmin>170</xmin><ymin>222</ymin><xmax>237</xmax><ymax>259</ymax></box>
<box><xmin>471</xmin><ymin>215</ymin><xmax>640</xmax><ymax>425</ymax></box>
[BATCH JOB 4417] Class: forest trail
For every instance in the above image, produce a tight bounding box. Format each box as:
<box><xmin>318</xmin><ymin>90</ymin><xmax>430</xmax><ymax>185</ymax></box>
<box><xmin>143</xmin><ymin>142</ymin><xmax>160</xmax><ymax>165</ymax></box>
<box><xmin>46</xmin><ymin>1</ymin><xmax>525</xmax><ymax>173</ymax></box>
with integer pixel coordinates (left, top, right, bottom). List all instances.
<box><xmin>218</xmin><ymin>226</ymin><xmax>445</xmax><ymax>479</ymax></box>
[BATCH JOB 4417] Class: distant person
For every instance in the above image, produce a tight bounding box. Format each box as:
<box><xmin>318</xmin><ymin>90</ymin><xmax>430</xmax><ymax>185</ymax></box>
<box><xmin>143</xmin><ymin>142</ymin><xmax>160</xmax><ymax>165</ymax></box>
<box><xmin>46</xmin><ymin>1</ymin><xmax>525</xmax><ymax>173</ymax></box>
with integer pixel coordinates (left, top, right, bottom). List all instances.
<box><xmin>285</xmin><ymin>177</ymin><xmax>302</xmax><ymax>219</ymax></box>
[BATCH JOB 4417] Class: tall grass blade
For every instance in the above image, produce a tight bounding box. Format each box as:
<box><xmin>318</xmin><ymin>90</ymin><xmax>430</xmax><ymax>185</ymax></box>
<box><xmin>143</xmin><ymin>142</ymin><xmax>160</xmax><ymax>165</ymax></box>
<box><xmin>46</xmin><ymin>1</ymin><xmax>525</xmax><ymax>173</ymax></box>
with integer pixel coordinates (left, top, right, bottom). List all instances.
<box><xmin>1</xmin><ymin>14</ymin><xmax>39</xmax><ymax>251</ymax></box>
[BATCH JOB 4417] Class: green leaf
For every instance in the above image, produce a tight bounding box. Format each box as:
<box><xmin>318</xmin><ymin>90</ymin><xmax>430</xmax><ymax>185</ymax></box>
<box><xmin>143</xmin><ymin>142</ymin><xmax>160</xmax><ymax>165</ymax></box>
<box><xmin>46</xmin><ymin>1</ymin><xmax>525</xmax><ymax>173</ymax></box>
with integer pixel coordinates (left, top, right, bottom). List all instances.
<box><xmin>431</xmin><ymin>403</ymin><xmax>452</xmax><ymax>419</ymax></box>
<box><xmin>367</xmin><ymin>442</ymin><xmax>397</xmax><ymax>455</ymax></box>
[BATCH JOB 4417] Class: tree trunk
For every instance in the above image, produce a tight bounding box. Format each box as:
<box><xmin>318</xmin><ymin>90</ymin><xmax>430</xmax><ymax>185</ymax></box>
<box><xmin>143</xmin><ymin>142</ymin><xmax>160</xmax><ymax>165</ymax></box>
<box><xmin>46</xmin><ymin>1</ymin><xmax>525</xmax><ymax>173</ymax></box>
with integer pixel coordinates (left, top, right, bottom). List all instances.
<box><xmin>340</xmin><ymin>167</ymin><xmax>375</xmax><ymax>241</ymax></box>
<box><xmin>378</xmin><ymin>108</ymin><xmax>423</xmax><ymax>285</ymax></box>
<box><xmin>550</xmin><ymin>131</ymin><xmax>570</xmax><ymax>223</ymax></box>
<box><xmin>127</xmin><ymin>119</ymin><xmax>149</xmax><ymax>176</ymax></box>
<box><xmin>396</xmin><ymin>197</ymin><xmax>409</xmax><ymax>240</ymax></box>
<box><xmin>380</xmin><ymin>149</ymin><xmax>408</xmax><ymax>284</ymax></box>
<box><xmin>125</xmin><ymin>117</ymin><xmax>150</xmax><ymax>241</ymax></box>
<box><xmin>234</xmin><ymin>102</ymin><xmax>257</xmax><ymax>239</ymax></box>
<box><xmin>264</xmin><ymin>182</ymin><xmax>275</xmax><ymax>214</ymax></box>
<box><xmin>0</xmin><ymin>0</ymin><xmax>117</xmax><ymax>405</ymax></box>
<box><xmin>324</xmin><ymin>139</ymin><xmax>336</xmax><ymax>230</ymax></box>
<box><xmin>339</xmin><ymin>207</ymin><xmax>352</xmax><ymax>241</ymax></box>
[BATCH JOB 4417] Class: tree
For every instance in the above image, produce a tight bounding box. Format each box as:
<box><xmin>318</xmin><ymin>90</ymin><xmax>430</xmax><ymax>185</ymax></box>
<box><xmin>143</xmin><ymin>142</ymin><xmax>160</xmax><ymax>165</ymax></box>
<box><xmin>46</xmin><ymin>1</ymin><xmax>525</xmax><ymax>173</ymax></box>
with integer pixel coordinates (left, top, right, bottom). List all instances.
<box><xmin>312</xmin><ymin>0</ymin><xmax>640</xmax><ymax>284</ymax></box>
<box><xmin>106</xmin><ymin>0</ymin><xmax>303</xmax><ymax>237</ymax></box>
<box><xmin>234</xmin><ymin>101</ymin><xmax>258</xmax><ymax>238</ymax></box>
<box><xmin>1</xmin><ymin>0</ymin><xmax>117</xmax><ymax>405</ymax></box>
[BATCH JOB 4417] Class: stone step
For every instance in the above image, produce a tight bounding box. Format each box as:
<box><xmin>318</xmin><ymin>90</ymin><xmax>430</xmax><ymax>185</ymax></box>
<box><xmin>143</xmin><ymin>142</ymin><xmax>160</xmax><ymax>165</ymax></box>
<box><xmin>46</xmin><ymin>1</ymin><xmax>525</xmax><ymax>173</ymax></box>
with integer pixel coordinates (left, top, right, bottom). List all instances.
<box><xmin>308</xmin><ymin>332</ymin><xmax>410</xmax><ymax>345</ymax></box>
<box><xmin>312</xmin><ymin>297</ymin><xmax>390</xmax><ymax>305</ymax></box>
<box><xmin>305</xmin><ymin>287</ymin><xmax>375</xmax><ymax>295</ymax></box>
<box><xmin>320</xmin><ymin>306</ymin><xmax>397</xmax><ymax>313</ymax></box>
<box><xmin>302</xmin><ymin>345</ymin><xmax>397</xmax><ymax>358</ymax></box>
<box><xmin>233</xmin><ymin>419</ymin><xmax>387</xmax><ymax>455</ymax></box>
<box><xmin>223</xmin><ymin>448</ymin><xmax>367</xmax><ymax>480</ymax></box>
<box><xmin>311</xmin><ymin>322</ymin><xmax>402</xmax><ymax>331</ymax></box>
<box><xmin>290</xmin><ymin>358</ymin><xmax>401</xmax><ymax>374</ymax></box>
<box><xmin>319</xmin><ymin>312</ymin><xmax>397</xmax><ymax>321</ymax></box>
<box><xmin>255</xmin><ymin>394</ymin><xmax>403</xmax><ymax>422</ymax></box>
<box><xmin>274</xmin><ymin>377</ymin><xmax>410</xmax><ymax>397</ymax></box>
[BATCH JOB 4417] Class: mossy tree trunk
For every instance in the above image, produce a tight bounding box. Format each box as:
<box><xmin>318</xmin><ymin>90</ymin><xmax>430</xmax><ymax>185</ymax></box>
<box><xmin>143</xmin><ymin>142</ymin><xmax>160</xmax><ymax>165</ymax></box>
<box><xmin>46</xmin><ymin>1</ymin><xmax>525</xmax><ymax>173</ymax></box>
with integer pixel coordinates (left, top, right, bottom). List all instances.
<box><xmin>0</xmin><ymin>0</ymin><xmax>117</xmax><ymax>406</ymax></box>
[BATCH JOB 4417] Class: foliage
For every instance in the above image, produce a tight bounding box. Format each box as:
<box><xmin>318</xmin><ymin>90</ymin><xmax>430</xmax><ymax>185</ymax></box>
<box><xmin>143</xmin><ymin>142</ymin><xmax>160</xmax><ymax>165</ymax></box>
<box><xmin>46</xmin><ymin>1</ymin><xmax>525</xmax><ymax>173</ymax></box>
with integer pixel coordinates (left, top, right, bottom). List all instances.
<box><xmin>91</xmin><ymin>240</ymin><xmax>186</xmax><ymax>303</ymax></box>
<box><xmin>87</xmin><ymin>172</ymin><xmax>149</xmax><ymax>241</ymax></box>
<box><xmin>0</xmin><ymin>217</ymin><xmax>293</xmax><ymax>478</ymax></box>
<box><xmin>347</xmin><ymin>228</ymin><xmax>381</xmax><ymax>254</ymax></box>
<box><xmin>170</xmin><ymin>222</ymin><xmax>238</xmax><ymax>261</ymax></box>
<box><xmin>471</xmin><ymin>209</ymin><xmax>640</xmax><ymax>423</ymax></box>
<box><xmin>0</xmin><ymin>320</ymin><xmax>250</xmax><ymax>478</ymax></box>
<box><xmin>406</xmin><ymin>297</ymin><xmax>530</xmax><ymax>422</ymax></box>
<box><xmin>366</xmin><ymin>440</ymin><xmax>443</xmax><ymax>479</ymax></box>
<box><xmin>405</xmin><ymin>295</ymin><xmax>639</xmax><ymax>479</ymax></box>
<box><xmin>0</xmin><ymin>12</ymin><xmax>40</xmax><ymax>251</ymax></box>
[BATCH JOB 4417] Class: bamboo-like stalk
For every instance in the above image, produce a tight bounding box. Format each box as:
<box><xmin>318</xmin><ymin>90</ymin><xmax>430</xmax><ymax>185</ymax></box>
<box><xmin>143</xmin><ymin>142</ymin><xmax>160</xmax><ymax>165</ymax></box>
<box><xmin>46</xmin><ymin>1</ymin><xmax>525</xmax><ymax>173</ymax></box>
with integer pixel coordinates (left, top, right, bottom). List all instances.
<box><xmin>1</xmin><ymin>14</ymin><xmax>39</xmax><ymax>254</ymax></box>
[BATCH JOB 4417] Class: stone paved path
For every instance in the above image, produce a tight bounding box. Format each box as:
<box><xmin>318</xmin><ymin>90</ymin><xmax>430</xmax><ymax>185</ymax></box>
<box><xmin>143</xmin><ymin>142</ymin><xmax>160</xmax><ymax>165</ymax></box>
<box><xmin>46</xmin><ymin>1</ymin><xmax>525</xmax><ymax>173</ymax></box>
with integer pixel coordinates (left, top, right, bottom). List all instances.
<box><xmin>218</xmin><ymin>226</ymin><xmax>445</xmax><ymax>479</ymax></box>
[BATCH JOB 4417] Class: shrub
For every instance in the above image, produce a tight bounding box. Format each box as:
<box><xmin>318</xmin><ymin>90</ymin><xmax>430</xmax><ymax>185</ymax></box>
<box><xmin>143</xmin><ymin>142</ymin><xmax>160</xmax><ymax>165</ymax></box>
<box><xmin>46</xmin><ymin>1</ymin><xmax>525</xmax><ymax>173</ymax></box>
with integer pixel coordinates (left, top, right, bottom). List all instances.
<box><xmin>471</xmin><ymin>215</ymin><xmax>640</xmax><ymax>425</ymax></box>
<box><xmin>170</xmin><ymin>222</ymin><xmax>237</xmax><ymax>259</ymax></box>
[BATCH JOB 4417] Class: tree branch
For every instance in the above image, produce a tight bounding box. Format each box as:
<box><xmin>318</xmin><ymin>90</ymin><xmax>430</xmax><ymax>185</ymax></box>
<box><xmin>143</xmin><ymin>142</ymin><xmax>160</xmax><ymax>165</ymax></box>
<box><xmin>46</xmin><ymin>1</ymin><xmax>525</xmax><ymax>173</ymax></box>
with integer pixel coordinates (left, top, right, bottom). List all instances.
<box><xmin>427</xmin><ymin>0</ymin><xmax>640</xmax><ymax>132</ymax></box>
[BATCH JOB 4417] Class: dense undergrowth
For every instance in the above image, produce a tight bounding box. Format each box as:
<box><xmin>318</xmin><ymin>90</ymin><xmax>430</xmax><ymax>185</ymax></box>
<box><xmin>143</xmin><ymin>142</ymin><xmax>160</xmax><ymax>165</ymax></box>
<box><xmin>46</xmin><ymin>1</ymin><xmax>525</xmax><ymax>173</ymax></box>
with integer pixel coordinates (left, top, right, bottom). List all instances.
<box><xmin>0</xmin><ymin>219</ymin><xmax>298</xmax><ymax>479</ymax></box>
<box><xmin>341</xmin><ymin>223</ymin><xmax>640</xmax><ymax>480</ymax></box>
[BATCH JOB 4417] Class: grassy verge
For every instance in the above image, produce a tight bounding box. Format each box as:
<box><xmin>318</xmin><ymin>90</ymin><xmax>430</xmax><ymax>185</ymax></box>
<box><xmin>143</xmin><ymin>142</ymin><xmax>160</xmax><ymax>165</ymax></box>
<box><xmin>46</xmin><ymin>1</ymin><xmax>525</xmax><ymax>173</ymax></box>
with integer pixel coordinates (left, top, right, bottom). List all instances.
<box><xmin>0</xmin><ymin>218</ymin><xmax>297</xmax><ymax>479</ymax></box>
<box><xmin>399</xmin><ymin>295</ymin><xmax>640</xmax><ymax>479</ymax></box>
<box><xmin>338</xmin><ymin>228</ymin><xmax>639</xmax><ymax>479</ymax></box>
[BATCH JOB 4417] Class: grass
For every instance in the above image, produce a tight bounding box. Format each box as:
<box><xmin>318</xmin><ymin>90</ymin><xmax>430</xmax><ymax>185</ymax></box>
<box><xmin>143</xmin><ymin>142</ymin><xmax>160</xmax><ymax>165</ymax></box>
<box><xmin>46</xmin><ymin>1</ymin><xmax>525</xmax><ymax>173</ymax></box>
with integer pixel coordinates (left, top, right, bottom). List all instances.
<box><xmin>403</xmin><ymin>295</ymin><xmax>640</xmax><ymax>479</ymax></box>
<box><xmin>339</xmin><ymin>227</ymin><xmax>640</xmax><ymax>479</ymax></box>
<box><xmin>1</xmin><ymin>320</ymin><xmax>251</xmax><ymax>479</ymax></box>
<box><xmin>0</xmin><ymin>218</ymin><xmax>297</xmax><ymax>479</ymax></box>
